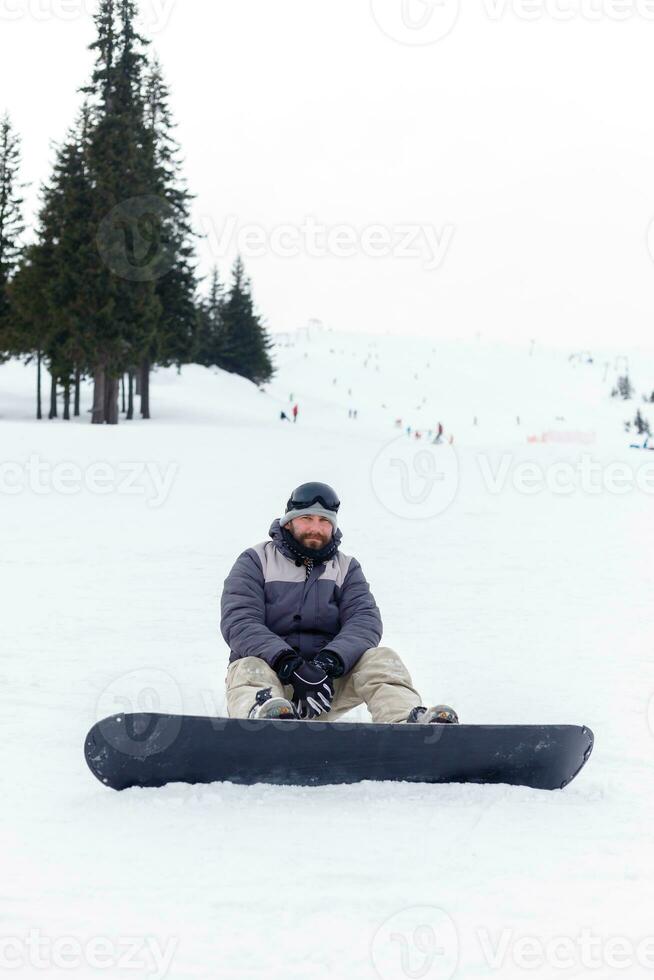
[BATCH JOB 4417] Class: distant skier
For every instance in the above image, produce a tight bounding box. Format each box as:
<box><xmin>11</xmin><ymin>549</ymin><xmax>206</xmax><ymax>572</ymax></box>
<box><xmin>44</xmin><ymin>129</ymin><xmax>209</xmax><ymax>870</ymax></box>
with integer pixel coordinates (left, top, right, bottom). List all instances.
<box><xmin>292</xmin><ymin>403</ymin><xmax>298</xmax><ymax>423</ymax></box>
<box><xmin>432</xmin><ymin>422</ymin><xmax>443</xmax><ymax>444</ymax></box>
<box><xmin>220</xmin><ymin>482</ymin><xmax>458</xmax><ymax>724</ymax></box>
<box><xmin>280</xmin><ymin>411</ymin><xmax>290</xmax><ymax>422</ymax></box>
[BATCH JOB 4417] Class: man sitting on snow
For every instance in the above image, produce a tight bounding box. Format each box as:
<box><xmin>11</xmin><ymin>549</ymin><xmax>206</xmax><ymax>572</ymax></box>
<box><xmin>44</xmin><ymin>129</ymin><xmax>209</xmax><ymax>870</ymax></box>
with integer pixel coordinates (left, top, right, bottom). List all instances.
<box><xmin>220</xmin><ymin>481</ymin><xmax>458</xmax><ymax>724</ymax></box>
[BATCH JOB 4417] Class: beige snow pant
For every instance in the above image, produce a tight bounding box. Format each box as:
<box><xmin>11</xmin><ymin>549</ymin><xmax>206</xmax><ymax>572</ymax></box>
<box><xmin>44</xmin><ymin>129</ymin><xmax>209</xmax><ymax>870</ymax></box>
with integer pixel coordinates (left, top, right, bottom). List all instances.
<box><xmin>225</xmin><ymin>646</ymin><xmax>422</xmax><ymax>724</ymax></box>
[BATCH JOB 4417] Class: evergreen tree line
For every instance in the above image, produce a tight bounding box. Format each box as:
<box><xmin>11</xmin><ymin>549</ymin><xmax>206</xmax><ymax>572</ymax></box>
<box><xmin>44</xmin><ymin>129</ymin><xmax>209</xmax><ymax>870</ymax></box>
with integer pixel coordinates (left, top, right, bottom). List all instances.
<box><xmin>611</xmin><ymin>375</ymin><xmax>635</xmax><ymax>400</ymax></box>
<box><xmin>611</xmin><ymin>375</ymin><xmax>654</xmax><ymax>406</ymax></box>
<box><xmin>607</xmin><ymin>374</ymin><xmax>653</xmax><ymax>436</ymax></box>
<box><xmin>632</xmin><ymin>408</ymin><xmax>651</xmax><ymax>436</ymax></box>
<box><xmin>0</xmin><ymin>0</ymin><xmax>273</xmax><ymax>424</ymax></box>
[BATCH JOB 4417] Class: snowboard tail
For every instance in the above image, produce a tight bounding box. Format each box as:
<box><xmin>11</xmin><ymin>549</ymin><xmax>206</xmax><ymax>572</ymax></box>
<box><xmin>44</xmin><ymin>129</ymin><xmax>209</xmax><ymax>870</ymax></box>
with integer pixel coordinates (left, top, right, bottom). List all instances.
<box><xmin>84</xmin><ymin>713</ymin><xmax>594</xmax><ymax>791</ymax></box>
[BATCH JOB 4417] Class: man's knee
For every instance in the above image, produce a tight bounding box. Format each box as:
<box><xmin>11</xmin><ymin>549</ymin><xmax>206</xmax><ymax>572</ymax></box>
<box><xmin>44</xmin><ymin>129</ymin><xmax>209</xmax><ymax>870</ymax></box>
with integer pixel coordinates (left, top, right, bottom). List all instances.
<box><xmin>226</xmin><ymin>656</ymin><xmax>278</xmax><ymax>687</ymax></box>
<box><xmin>357</xmin><ymin>646</ymin><xmax>405</xmax><ymax>666</ymax></box>
<box><xmin>358</xmin><ymin>645</ymin><xmax>401</xmax><ymax>662</ymax></box>
<box><xmin>353</xmin><ymin>646</ymin><xmax>411</xmax><ymax>680</ymax></box>
<box><xmin>226</xmin><ymin>657</ymin><xmax>284</xmax><ymax>719</ymax></box>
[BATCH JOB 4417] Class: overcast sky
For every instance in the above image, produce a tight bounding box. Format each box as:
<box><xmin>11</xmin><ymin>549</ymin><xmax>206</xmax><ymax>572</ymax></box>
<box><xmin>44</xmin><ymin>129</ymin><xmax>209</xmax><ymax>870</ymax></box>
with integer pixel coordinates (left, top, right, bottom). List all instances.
<box><xmin>3</xmin><ymin>0</ymin><xmax>654</xmax><ymax>350</ymax></box>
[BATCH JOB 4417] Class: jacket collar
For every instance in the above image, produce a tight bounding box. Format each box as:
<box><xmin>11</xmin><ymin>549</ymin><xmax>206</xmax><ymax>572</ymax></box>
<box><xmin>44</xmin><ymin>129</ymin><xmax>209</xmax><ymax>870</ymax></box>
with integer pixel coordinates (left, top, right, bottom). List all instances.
<box><xmin>268</xmin><ymin>517</ymin><xmax>342</xmax><ymax>563</ymax></box>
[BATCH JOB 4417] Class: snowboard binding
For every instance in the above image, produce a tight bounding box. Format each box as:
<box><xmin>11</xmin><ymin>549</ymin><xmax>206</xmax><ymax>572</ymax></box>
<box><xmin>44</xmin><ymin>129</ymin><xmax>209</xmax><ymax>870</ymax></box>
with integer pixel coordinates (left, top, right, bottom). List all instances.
<box><xmin>249</xmin><ymin>688</ymin><xmax>300</xmax><ymax>720</ymax></box>
<box><xmin>407</xmin><ymin>704</ymin><xmax>459</xmax><ymax>725</ymax></box>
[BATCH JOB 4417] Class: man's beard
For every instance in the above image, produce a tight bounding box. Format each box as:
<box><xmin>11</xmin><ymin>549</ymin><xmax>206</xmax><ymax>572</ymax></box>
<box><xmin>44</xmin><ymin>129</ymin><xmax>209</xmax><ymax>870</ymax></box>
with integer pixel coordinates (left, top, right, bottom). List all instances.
<box><xmin>297</xmin><ymin>530</ymin><xmax>330</xmax><ymax>550</ymax></box>
<box><xmin>281</xmin><ymin>524</ymin><xmax>338</xmax><ymax>565</ymax></box>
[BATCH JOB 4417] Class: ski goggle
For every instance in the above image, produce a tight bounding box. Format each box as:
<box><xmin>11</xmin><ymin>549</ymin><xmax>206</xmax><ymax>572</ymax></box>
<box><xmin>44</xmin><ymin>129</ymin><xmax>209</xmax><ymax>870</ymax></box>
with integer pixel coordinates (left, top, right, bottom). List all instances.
<box><xmin>286</xmin><ymin>482</ymin><xmax>340</xmax><ymax>513</ymax></box>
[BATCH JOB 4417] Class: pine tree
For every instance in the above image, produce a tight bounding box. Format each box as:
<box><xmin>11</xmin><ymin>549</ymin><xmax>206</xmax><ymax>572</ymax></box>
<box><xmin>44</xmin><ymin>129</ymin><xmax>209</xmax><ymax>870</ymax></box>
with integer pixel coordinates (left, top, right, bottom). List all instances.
<box><xmin>46</xmin><ymin>106</ymin><xmax>97</xmax><ymax>416</ymax></box>
<box><xmin>83</xmin><ymin>0</ymin><xmax>161</xmax><ymax>423</ymax></box>
<box><xmin>8</xmin><ymin>1</ymin><xmax>202</xmax><ymax>423</ymax></box>
<box><xmin>196</xmin><ymin>266</ymin><xmax>229</xmax><ymax>368</ymax></box>
<box><xmin>8</xmin><ymin>242</ymin><xmax>53</xmax><ymax>419</ymax></box>
<box><xmin>617</xmin><ymin>374</ymin><xmax>634</xmax><ymax>400</ymax></box>
<box><xmin>141</xmin><ymin>55</ymin><xmax>198</xmax><ymax>400</ymax></box>
<box><xmin>8</xmin><ymin>153</ymin><xmax>66</xmax><ymax>419</ymax></box>
<box><xmin>10</xmin><ymin>105</ymin><xmax>101</xmax><ymax>421</ymax></box>
<box><xmin>221</xmin><ymin>257</ymin><xmax>274</xmax><ymax>385</ymax></box>
<box><xmin>634</xmin><ymin>409</ymin><xmax>651</xmax><ymax>436</ymax></box>
<box><xmin>0</xmin><ymin>112</ymin><xmax>26</xmax><ymax>351</ymax></box>
<box><xmin>85</xmin><ymin>0</ymin><xmax>118</xmax><ymax>109</ymax></box>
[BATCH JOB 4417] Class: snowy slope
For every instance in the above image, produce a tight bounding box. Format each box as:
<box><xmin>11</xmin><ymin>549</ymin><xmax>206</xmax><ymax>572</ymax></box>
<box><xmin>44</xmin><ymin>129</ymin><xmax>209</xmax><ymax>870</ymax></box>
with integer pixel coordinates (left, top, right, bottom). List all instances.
<box><xmin>1</xmin><ymin>331</ymin><xmax>653</xmax><ymax>979</ymax></box>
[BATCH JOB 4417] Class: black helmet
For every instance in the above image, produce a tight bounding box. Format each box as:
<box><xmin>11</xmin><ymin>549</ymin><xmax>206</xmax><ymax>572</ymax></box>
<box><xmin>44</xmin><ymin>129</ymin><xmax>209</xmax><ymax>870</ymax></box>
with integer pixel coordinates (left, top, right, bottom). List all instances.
<box><xmin>285</xmin><ymin>481</ymin><xmax>340</xmax><ymax>514</ymax></box>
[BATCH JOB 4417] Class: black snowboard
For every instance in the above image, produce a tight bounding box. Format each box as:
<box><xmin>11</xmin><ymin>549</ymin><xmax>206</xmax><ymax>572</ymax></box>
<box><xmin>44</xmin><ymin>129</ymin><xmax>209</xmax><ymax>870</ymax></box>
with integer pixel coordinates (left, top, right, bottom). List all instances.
<box><xmin>84</xmin><ymin>713</ymin><xmax>594</xmax><ymax>791</ymax></box>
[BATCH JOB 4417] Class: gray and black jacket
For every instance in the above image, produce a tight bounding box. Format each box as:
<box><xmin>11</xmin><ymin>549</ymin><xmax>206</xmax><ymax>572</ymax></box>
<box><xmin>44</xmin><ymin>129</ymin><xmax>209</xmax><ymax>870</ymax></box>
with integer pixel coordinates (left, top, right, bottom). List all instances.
<box><xmin>220</xmin><ymin>518</ymin><xmax>383</xmax><ymax>674</ymax></box>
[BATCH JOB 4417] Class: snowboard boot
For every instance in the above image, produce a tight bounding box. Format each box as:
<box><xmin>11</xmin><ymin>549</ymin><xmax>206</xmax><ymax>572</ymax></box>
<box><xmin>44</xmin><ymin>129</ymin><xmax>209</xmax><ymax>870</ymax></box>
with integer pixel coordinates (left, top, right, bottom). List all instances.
<box><xmin>406</xmin><ymin>704</ymin><xmax>459</xmax><ymax>725</ymax></box>
<box><xmin>248</xmin><ymin>687</ymin><xmax>299</xmax><ymax>720</ymax></box>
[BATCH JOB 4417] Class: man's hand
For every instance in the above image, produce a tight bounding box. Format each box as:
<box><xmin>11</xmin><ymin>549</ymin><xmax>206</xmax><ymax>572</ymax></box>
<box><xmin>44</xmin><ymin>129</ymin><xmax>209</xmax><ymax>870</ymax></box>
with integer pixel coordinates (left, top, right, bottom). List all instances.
<box><xmin>312</xmin><ymin>650</ymin><xmax>345</xmax><ymax>678</ymax></box>
<box><xmin>274</xmin><ymin>650</ymin><xmax>342</xmax><ymax>718</ymax></box>
<box><xmin>287</xmin><ymin>660</ymin><xmax>334</xmax><ymax>719</ymax></box>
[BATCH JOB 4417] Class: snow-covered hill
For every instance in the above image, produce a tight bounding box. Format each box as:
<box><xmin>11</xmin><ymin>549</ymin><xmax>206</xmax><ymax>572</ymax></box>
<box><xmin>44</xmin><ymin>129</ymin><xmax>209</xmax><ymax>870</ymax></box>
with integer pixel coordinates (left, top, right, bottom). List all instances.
<box><xmin>268</xmin><ymin>326</ymin><xmax>654</xmax><ymax>445</ymax></box>
<box><xmin>1</xmin><ymin>330</ymin><xmax>652</xmax><ymax>978</ymax></box>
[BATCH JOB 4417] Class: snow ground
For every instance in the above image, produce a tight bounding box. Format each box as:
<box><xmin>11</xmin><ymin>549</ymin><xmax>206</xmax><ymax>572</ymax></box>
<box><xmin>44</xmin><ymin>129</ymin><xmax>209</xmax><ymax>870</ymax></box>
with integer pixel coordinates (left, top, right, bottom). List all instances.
<box><xmin>1</xmin><ymin>328</ymin><xmax>653</xmax><ymax>979</ymax></box>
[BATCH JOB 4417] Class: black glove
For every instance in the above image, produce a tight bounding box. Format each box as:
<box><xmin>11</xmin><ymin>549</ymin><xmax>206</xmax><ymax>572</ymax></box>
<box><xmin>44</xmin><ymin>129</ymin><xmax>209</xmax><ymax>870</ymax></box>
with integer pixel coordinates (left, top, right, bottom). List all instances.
<box><xmin>286</xmin><ymin>660</ymin><xmax>334</xmax><ymax>719</ymax></box>
<box><xmin>274</xmin><ymin>650</ymin><xmax>303</xmax><ymax>683</ymax></box>
<box><xmin>312</xmin><ymin>650</ymin><xmax>345</xmax><ymax>678</ymax></box>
